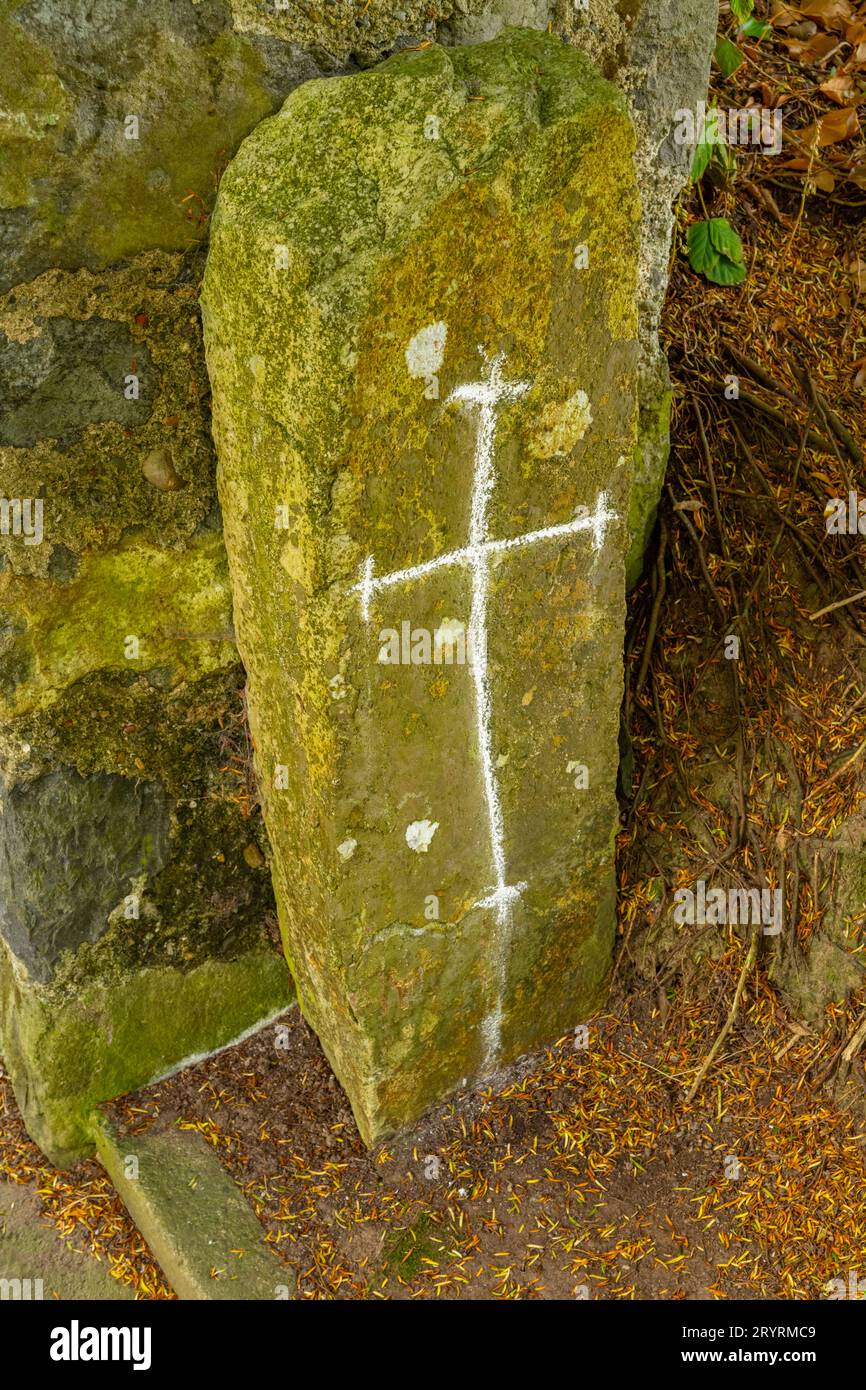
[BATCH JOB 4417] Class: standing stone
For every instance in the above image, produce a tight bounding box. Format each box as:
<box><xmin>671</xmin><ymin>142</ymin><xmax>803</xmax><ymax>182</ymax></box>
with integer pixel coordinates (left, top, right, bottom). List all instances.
<box><xmin>203</xmin><ymin>29</ymin><xmax>639</xmax><ymax>1142</ymax></box>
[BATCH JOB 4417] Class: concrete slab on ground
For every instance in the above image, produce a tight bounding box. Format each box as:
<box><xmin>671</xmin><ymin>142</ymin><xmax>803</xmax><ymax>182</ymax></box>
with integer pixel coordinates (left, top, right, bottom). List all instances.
<box><xmin>94</xmin><ymin>1114</ymin><xmax>294</xmax><ymax>1300</ymax></box>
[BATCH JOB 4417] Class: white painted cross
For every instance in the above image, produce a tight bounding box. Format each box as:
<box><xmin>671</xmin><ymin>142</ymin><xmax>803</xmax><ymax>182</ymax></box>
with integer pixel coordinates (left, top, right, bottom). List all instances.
<box><xmin>351</xmin><ymin>348</ymin><xmax>615</xmax><ymax>1062</ymax></box>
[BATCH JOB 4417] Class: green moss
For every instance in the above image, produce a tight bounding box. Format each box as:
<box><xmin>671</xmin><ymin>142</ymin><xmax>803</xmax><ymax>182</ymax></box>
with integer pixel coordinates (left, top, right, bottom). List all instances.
<box><xmin>626</xmin><ymin>381</ymin><xmax>672</xmax><ymax>588</ymax></box>
<box><xmin>0</xmin><ymin>2</ymin><xmax>70</xmax><ymax>208</ymax></box>
<box><xmin>0</xmin><ymin>253</ymin><xmax>218</xmax><ymax>575</ymax></box>
<box><xmin>3</xmin><ymin>666</ymin><xmax>241</xmax><ymax>787</ymax></box>
<box><xmin>381</xmin><ymin>1212</ymin><xmax>440</xmax><ymax>1282</ymax></box>
<box><xmin>0</xmin><ymin>942</ymin><xmax>292</xmax><ymax>1165</ymax></box>
<box><xmin>64</xmin><ymin>34</ymin><xmax>275</xmax><ymax>267</ymax></box>
<box><xmin>0</xmin><ymin>533</ymin><xmax>235</xmax><ymax>717</ymax></box>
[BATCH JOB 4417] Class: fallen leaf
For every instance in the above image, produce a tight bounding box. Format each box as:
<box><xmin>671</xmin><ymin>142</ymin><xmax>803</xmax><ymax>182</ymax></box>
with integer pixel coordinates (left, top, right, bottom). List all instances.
<box><xmin>818</xmin><ymin>74</ymin><xmax>860</xmax><ymax>102</ymax></box>
<box><xmin>845</xmin><ymin>253</ymin><xmax>866</xmax><ymax>291</ymax></box>
<box><xmin>783</xmin><ymin>30</ymin><xmax>840</xmax><ymax>56</ymax></box>
<box><xmin>771</xmin><ymin>3</ymin><xmax>808</xmax><ymax>27</ymax></box>
<box><xmin>799</xmin><ymin>0</ymin><xmax>854</xmax><ymax>31</ymax></box>
<box><xmin>795</xmin><ymin>105</ymin><xmax>860</xmax><ymax>146</ymax></box>
<box><xmin>810</xmin><ymin>167</ymin><xmax>838</xmax><ymax>189</ymax></box>
<box><xmin>778</xmin><ymin>157</ymin><xmax>838</xmax><ymax>187</ymax></box>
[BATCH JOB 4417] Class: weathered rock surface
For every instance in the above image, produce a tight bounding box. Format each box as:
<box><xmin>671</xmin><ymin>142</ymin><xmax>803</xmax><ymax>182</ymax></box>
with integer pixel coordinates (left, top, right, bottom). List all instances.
<box><xmin>0</xmin><ymin>769</ymin><xmax>169</xmax><ymax>983</ymax></box>
<box><xmin>0</xmin><ymin>260</ymin><xmax>290</xmax><ymax>1165</ymax></box>
<box><xmin>0</xmin><ymin>0</ymin><xmax>717</xmax><ymax>1163</ymax></box>
<box><xmin>203</xmin><ymin>29</ymin><xmax>639</xmax><ymax>1141</ymax></box>
<box><xmin>95</xmin><ymin>1113</ymin><xmax>294</xmax><ymax>1299</ymax></box>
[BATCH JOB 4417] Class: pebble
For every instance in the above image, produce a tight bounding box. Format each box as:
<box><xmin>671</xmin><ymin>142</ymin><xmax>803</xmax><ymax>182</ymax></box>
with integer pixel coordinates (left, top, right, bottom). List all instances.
<box><xmin>141</xmin><ymin>447</ymin><xmax>182</xmax><ymax>491</ymax></box>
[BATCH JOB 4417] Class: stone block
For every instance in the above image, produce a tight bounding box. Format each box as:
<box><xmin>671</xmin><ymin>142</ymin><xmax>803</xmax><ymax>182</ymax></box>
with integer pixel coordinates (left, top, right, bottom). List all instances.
<box><xmin>203</xmin><ymin>29</ymin><xmax>639</xmax><ymax>1141</ymax></box>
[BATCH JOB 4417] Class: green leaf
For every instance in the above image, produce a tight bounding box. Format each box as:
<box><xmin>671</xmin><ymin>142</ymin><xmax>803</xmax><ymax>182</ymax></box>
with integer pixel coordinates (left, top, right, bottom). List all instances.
<box><xmin>708</xmin><ymin>256</ymin><xmax>747</xmax><ymax>286</ymax></box>
<box><xmin>731</xmin><ymin>0</ymin><xmax>754</xmax><ymax>22</ymax></box>
<box><xmin>691</xmin><ymin>139</ymin><xmax>712</xmax><ymax>182</ymax></box>
<box><xmin>691</xmin><ymin>107</ymin><xmax>725</xmax><ymax>181</ymax></box>
<box><xmin>715</xmin><ymin>35</ymin><xmax>744</xmax><ymax>77</ymax></box>
<box><xmin>687</xmin><ymin>221</ymin><xmax>720</xmax><ymax>278</ymax></box>
<box><xmin>707</xmin><ymin>216</ymin><xmax>745</xmax><ymax>265</ymax></box>
<box><xmin>687</xmin><ymin>218</ymin><xmax>747</xmax><ymax>286</ymax></box>
<box><xmin>742</xmin><ymin>17</ymin><xmax>771</xmax><ymax>37</ymax></box>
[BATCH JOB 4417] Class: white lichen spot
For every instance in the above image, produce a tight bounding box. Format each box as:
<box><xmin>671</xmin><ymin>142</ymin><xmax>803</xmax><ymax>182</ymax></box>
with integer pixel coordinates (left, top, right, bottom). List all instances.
<box><xmin>405</xmin><ymin>321</ymin><xmax>447</xmax><ymax>400</ymax></box>
<box><xmin>405</xmin><ymin>819</ymin><xmax>439</xmax><ymax>853</ymax></box>
<box><xmin>337</xmin><ymin>838</ymin><xmax>358</xmax><ymax>861</ymax></box>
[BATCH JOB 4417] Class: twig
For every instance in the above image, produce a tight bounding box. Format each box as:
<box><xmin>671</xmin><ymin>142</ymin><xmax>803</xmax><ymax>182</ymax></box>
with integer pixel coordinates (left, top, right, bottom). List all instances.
<box><xmin>685</xmin><ymin>926</ymin><xmax>760</xmax><ymax>1105</ymax></box>
<box><xmin>791</xmin><ymin>361</ymin><xmax>863</xmax><ymax>468</ymax></box>
<box><xmin>812</xmin><ymin>737</ymin><xmax>866</xmax><ymax>792</ymax></box>
<box><xmin>810</xmin><ymin>590</ymin><xmax>866</xmax><ymax>621</ymax></box>
<box><xmin>735</xmin><ymin>389</ymin><xmax>838</xmax><ymax>457</ymax></box>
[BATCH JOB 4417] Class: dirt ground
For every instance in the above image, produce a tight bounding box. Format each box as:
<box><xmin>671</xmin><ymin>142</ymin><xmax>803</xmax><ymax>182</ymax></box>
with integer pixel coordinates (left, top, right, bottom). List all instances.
<box><xmin>0</xmin><ymin>1177</ymin><xmax>134</xmax><ymax>1301</ymax></box>
<box><xmin>101</xmin><ymin>990</ymin><xmax>866</xmax><ymax>1300</ymax></box>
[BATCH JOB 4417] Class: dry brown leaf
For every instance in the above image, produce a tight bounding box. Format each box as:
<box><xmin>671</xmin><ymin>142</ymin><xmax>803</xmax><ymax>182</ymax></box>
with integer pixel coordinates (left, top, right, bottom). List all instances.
<box><xmin>847</xmin><ymin>19</ymin><xmax>866</xmax><ymax>41</ymax></box>
<box><xmin>771</xmin><ymin>3</ymin><xmax>808</xmax><ymax>26</ymax></box>
<box><xmin>756</xmin><ymin>82</ymin><xmax>782</xmax><ymax>105</ymax></box>
<box><xmin>784</xmin><ymin>30</ymin><xmax>840</xmax><ymax>56</ymax></box>
<box><xmin>852</xmin><ymin>357</ymin><xmax>866</xmax><ymax>389</ymax></box>
<box><xmin>778</xmin><ymin>157</ymin><xmax>838</xmax><ymax>186</ymax></box>
<box><xmin>819</xmin><ymin>73</ymin><xmax>861</xmax><ymax>101</ymax></box>
<box><xmin>795</xmin><ymin>104</ymin><xmax>861</xmax><ymax>145</ymax></box>
<box><xmin>846</xmin><ymin>253</ymin><xmax>866</xmax><ymax>292</ymax></box>
<box><xmin>799</xmin><ymin>0</ymin><xmax>854</xmax><ymax>31</ymax></box>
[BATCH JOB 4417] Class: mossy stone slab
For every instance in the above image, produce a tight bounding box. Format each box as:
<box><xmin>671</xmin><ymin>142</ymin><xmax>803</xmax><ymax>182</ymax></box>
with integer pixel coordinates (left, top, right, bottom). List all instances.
<box><xmin>203</xmin><ymin>29</ymin><xmax>639</xmax><ymax>1142</ymax></box>
<box><xmin>94</xmin><ymin>1115</ymin><xmax>293</xmax><ymax>1300</ymax></box>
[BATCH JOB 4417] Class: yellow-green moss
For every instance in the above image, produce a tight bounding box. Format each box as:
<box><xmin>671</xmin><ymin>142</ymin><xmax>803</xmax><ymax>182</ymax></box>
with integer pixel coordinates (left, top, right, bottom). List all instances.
<box><xmin>0</xmin><ymin>942</ymin><xmax>292</xmax><ymax>1164</ymax></box>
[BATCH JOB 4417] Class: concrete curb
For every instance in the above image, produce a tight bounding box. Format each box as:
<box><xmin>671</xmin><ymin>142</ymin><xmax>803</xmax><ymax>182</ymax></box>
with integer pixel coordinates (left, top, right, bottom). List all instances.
<box><xmin>93</xmin><ymin>1113</ymin><xmax>295</xmax><ymax>1301</ymax></box>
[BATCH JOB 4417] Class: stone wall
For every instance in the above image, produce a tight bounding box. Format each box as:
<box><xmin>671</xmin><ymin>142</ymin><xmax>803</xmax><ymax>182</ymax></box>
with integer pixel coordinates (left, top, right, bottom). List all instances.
<box><xmin>0</xmin><ymin>0</ymin><xmax>715</xmax><ymax>1162</ymax></box>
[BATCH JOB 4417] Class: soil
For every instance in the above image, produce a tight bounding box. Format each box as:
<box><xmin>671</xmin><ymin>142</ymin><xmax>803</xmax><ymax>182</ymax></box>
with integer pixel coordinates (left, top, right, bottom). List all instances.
<box><xmin>102</xmin><ymin>980</ymin><xmax>866</xmax><ymax>1300</ymax></box>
